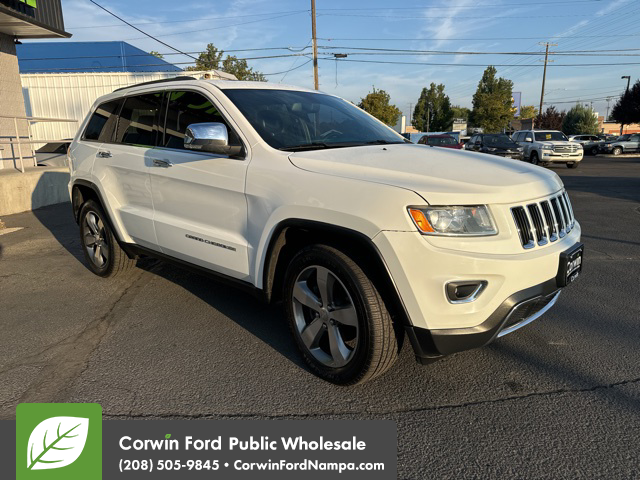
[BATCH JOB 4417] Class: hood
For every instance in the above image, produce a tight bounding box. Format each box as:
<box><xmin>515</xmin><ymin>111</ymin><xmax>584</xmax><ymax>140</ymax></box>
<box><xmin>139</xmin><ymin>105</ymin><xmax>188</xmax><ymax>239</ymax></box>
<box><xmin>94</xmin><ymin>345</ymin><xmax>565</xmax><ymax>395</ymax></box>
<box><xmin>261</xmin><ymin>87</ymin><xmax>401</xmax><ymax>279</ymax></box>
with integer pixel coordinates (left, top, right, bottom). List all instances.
<box><xmin>538</xmin><ymin>140</ymin><xmax>573</xmax><ymax>146</ymax></box>
<box><xmin>288</xmin><ymin>144</ymin><xmax>564</xmax><ymax>205</ymax></box>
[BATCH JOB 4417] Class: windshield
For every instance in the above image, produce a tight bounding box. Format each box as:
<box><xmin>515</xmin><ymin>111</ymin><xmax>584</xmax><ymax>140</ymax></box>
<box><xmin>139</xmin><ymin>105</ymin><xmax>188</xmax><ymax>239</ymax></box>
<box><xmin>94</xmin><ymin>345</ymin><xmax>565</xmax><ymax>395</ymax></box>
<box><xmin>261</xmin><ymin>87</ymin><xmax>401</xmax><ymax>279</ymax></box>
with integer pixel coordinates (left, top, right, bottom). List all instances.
<box><xmin>535</xmin><ymin>131</ymin><xmax>568</xmax><ymax>142</ymax></box>
<box><xmin>426</xmin><ymin>136</ymin><xmax>457</xmax><ymax>146</ymax></box>
<box><xmin>616</xmin><ymin>134</ymin><xmax>630</xmax><ymax>141</ymax></box>
<box><xmin>222</xmin><ymin>89</ymin><xmax>407</xmax><ymax>151</ymax></box>
<box><xmin>484</xmin><ymin>134</ymin><xmax>517</xmax><ymax>146</ymax></box>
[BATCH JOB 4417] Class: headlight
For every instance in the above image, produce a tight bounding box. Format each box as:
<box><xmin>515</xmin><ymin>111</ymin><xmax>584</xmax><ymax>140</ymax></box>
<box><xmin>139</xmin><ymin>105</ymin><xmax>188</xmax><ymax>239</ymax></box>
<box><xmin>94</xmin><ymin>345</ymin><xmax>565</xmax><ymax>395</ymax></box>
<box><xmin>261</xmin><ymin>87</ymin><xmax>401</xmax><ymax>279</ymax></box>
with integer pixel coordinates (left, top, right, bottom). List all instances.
<box><xmin>542</xmin><ymin>145</ymin><xmax>553</xmax><ymax>150</ymax></box>
<box><xmin>517</xmin><ymin>147</ymin><xmax>523</xmax><ymax>152</ymax></box>
<box><xmin>487</xmin><ymin>147</ymin><xmax>497</xmax><ymax>152</ymax></box>
<box><xmin>408</xmin><ymin>206</ymin><xmax>497</xmax><ymax>236</ymax></box>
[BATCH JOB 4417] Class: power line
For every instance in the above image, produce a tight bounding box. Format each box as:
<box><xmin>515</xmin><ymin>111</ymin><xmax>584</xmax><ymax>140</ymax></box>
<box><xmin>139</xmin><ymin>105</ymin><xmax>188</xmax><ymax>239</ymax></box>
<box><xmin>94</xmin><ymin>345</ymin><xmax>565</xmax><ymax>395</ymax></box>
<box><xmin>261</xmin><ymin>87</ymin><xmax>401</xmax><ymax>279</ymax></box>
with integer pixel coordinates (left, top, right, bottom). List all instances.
<box><xmin>87</xmin><ymin>0</ymin><xmax>197</xmax><ymax>61</ymax></box>
<box><xmin>123</xmin><ymin>12</ymin><xmax>305</xmax><ymax>41</ymax></box>
<box><xmin>67</xmin><ymin>10</ymin><xmax>309</xmax><ymax>29</ymax></box>
<box><xmin>317</xmin><ymin>57</ymin><xmax>640</xmax><ymax>67</ymax></box>
<box><xmin>319</xmin><ymin>34</ymin><xmax>640</xmax><ymax>41</ymax></box>
<box><xmin>319</xmin><ymin>0</ymin><xmax>605</xmax><ymax>9</ymax></box>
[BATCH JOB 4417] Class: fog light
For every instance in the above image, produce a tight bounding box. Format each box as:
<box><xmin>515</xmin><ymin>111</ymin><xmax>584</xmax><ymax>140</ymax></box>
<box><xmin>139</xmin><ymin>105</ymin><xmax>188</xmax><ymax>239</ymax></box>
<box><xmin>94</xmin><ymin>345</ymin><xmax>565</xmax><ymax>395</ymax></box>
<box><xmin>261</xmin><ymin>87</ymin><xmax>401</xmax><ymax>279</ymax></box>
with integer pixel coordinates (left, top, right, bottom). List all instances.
<box><xmin>446</xmin><ymin>281</ymin><xmax>488</xmax><ymax>304</ymax></box>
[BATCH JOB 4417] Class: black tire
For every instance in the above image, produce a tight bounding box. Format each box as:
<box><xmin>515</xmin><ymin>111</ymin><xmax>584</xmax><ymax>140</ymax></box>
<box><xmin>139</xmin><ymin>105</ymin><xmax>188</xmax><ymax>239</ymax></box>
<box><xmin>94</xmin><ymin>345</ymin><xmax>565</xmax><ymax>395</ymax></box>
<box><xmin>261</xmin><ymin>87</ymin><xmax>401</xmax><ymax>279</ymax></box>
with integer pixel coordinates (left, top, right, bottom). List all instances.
<box><xmin>283</xmin><ymin>245</ymin><xmax>398</xmax><ymax>385</ymax></box>
<box><xmin>612</xmin><ymin>146</ymin><xmax>623</xmax><ymax>156</ymax></box>
<box><xmin>590</xmin><ymin>146</ymin><xmax>599</xmax><ymax>156</ymax></box>
<box><xmin>566</xmin><ymin>162</ymin><xmax>578</xmax><ymax>169</ymax></box>
<box><xmin>79</xmin><ymin>200</ymin><xmax>135</xmax><ymax>277</ymax></box>
<box><xmin>530</xmin><ymin>151</ymin><xmax>540</xmax><ymax>165</ymax></box>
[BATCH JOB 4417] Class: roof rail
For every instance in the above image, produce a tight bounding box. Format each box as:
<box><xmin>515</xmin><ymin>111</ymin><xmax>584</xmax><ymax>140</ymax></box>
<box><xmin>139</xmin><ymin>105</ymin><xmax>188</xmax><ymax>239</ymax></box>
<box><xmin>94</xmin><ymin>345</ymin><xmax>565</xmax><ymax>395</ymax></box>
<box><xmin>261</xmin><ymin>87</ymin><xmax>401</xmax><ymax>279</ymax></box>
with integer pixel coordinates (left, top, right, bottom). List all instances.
<box><xmin>114</xmin><ymin>76</ymin><xmax>198</xmax><ymax>92</ymax></box>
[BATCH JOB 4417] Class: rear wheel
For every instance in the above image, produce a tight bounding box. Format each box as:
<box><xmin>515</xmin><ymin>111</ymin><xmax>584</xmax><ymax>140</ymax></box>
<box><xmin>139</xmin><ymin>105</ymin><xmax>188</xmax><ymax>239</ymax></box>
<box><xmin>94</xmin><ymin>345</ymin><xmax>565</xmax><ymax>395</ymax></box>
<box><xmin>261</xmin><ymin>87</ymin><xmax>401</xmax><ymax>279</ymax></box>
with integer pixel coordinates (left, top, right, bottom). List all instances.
<box><xmin>612</xmin><ymin>146</ymin><xmax>623</xmax><ymax>156</ymax></box>
<box><xmin>284</xmin><ymin>245</ymin><xmax>398</xmax><ymax>385</ymax></box>
<box><xmin>79</xmin><ymin>200</ymin><xmax>135</xmax><ymax>277</ymax></box>
<box><xmin>590</xmin><ymin>146</ymin><xmax>599</xmax><ymax>156</ymax></box>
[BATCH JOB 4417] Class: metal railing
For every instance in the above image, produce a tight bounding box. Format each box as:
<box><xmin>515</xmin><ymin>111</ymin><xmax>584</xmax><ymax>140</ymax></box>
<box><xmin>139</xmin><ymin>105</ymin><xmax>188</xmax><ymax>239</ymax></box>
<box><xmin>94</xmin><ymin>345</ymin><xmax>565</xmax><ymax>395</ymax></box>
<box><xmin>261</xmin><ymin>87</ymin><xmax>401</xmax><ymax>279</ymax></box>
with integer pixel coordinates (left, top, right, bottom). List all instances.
<box><xmin>0</xmin><ymin>115</ymin><xmax>78</xmax><ymax>173</ymax></box>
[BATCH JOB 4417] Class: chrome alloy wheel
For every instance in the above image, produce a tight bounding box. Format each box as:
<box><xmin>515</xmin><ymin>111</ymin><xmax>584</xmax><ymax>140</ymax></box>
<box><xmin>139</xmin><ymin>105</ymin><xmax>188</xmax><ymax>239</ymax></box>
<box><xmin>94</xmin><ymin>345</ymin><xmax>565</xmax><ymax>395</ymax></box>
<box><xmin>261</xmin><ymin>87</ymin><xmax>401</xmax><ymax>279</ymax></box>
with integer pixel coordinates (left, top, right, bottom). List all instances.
<box><xmin>82</xmin><ymin>211</ymin><xmax>109</xmax><ymax>268</ymax></box>
<box><xmin>291</xmin><ymin>265</ymin><xmax>359</xmax><ymax>368</ymax></box>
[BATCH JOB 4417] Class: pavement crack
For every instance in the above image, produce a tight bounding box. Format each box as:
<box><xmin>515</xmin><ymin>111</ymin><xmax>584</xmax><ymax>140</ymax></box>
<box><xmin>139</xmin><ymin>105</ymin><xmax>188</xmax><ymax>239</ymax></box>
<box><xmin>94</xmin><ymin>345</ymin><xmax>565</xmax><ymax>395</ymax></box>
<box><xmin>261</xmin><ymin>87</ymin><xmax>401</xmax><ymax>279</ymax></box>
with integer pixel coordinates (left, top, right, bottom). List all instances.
<box><xmin>103</xmin><ymin>376</ymin><xmax>640</xmax><ymax>420</ymax></box>
<box><xmin>13</xmin><ymin>270</ymin><xmax>149</xmax><ymax>405</ymax></box>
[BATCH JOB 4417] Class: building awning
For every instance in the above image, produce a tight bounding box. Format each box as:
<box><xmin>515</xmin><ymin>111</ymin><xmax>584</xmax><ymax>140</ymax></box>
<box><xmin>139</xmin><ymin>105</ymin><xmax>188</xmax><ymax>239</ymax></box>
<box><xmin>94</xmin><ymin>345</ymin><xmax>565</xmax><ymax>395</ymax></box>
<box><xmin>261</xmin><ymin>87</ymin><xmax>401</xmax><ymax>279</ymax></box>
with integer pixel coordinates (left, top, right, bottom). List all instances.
<box><xmin>0</xmin><ymin>5</ymin><xmax>70</xmax><ymax>38</ymax></box>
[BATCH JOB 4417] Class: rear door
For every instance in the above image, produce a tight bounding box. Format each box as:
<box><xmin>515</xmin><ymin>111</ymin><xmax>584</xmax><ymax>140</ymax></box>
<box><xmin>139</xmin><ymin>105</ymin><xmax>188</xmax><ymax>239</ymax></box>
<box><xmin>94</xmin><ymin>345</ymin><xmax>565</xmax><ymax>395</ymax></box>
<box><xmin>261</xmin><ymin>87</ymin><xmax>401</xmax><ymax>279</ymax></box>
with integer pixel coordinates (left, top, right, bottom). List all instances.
<box><xmin>95</xmin><ymin>91</ymin><xmax>164</xmax><ymax>249</ymax></box>
<box><xmin>149</xmin><ymin>88</ymin><xmax>250</xmax><ymax>280</ymax></box>
<box><xmin>630</xmin><ymin>134</ymin><xmax>640</xmax><ymax>152</ymax></box>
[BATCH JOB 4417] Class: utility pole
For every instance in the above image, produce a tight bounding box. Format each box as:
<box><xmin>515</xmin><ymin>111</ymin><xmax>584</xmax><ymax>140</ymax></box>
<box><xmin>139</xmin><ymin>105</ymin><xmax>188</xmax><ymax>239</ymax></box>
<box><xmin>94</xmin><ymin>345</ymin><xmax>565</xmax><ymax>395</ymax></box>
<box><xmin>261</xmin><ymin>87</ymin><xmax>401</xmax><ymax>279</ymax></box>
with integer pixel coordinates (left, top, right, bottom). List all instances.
<box><xmin>620</xmin><ymin>76</ymin><xmax>631</xmax><ymax>134</ymax></box>
<box><xmin>311</xmin><ymin>0</ymin><xmax>319</xmax><ymax>90</ymax></box>
<box><xmin>538</xmin><ymin>42</ymin><xmax>557</xmax><ymax>116</ymax></box>
<box><xmin>426</xmin><ymin>103</ymin><xmax>431</xmax><ymax>133</ymax></box>
<box><xmin>408</xmin><ymin>103</ymin><xmax>413</xmax><ymax>125</ymax></box>
<box><xmin>606</xmin><ymin>96</ymin><xmax>613</xmax><ymax>121</ymax></box>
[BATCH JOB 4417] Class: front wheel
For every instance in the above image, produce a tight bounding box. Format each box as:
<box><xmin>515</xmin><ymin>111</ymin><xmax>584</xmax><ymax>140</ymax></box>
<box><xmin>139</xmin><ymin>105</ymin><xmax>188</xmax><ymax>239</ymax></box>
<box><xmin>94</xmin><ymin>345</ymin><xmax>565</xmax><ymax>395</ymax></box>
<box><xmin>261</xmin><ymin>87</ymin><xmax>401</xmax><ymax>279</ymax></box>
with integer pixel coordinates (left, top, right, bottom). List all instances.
<box><xmin>566</xmin><ymin>162</ymin><xmax>579</xmax><ymax>169</ymax></box>
<box><xmin>612</xmin><ymin>147</ymin><xmax>623</xmax><ymax>156</ymax></box>
<box><xmin>284</xmin><ymin>245</ymin><xmax>398</xmax><ymax>385</ymax></box>
<box><xmin>530</xmin><ymin>151</ymin><xmax>540</xmax><ymax>165</ymax></box>
<box><xmin>590</xmin><ymin>146</ymin><xmax>599</xmax><ymax>156</ymax></box>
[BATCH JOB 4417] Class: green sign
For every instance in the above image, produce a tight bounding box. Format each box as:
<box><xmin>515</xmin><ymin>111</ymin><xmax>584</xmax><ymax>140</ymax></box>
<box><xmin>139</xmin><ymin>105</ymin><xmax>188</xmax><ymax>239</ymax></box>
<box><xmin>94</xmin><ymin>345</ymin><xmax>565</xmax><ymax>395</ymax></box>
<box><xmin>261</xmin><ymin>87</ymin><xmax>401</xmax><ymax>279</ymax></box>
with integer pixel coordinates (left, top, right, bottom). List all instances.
<box><xmin>16</xmin><ymin>403</ymin><xmax>102</xmax><ymax>479</ymax></box>
<box><xmin>20</xmin><ymin>0</ymin><xmax>37</xmax><ymax>8</ymax></box>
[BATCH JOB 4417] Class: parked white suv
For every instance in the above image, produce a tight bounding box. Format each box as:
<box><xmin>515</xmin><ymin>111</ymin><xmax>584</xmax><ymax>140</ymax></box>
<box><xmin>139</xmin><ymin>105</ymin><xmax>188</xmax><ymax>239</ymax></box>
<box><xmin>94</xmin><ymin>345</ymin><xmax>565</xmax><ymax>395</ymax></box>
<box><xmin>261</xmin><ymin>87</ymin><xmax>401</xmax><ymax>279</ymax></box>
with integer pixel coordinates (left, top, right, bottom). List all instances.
<box><xmin>513</xmin><ymin>130</ymin><xmax>583</xmax><ymax>168</ymax></box>
<box><xmin>68</xmin><ymin>78</ymin><xmax>583</xmax><ymax>385</ymax></box>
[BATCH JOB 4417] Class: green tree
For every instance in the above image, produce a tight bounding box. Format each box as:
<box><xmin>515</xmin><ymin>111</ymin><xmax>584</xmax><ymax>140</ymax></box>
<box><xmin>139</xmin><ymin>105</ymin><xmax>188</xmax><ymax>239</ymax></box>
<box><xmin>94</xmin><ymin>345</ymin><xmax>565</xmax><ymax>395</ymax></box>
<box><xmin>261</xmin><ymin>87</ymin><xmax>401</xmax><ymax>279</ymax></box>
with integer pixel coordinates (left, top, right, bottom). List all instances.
<box><xmin>535</xmin><ymin>106</ymin><xmax>566</xmax><ymax>130</ymax></box>
<box><xmin>519</xmin><ymin>105</ymin><xmax>538</xmax><ymax>119</ymax></box>
<box><xmin>185</xmin><ymin>43</ymin><xmax>266</xmax><ymax>81</ymax></box>
<box><xmin>149</xmin><ymin>51</ymin><xmax>164</xmax><ymax>59</ymax></box>
<box><xmin>451</xmin><ymin>105</ymin><xmax>471</xmax><ymax>121</ymax></box>
<box><xmin>562</xmin><ymin>103</ymin><xmax>599</xmax><ymax>135</ymax></box>
<box><xmin>470</xmin><ymin>66</ymin><xmax>514</xmax><ymax>132</ymax></box>
<box><xmin>358</xmin><ymin>87</ymin><xmax>402</xmax><ymax>126</ymax></box>
<box><xmin>611</xmin><ymin>79</ymin><xmax>640</xmax><ymax>134</ymax></box>
<box><xmin>413</xmin><ymin>83</ymin><xmax>454</xmax><ymax>132</ymax></box>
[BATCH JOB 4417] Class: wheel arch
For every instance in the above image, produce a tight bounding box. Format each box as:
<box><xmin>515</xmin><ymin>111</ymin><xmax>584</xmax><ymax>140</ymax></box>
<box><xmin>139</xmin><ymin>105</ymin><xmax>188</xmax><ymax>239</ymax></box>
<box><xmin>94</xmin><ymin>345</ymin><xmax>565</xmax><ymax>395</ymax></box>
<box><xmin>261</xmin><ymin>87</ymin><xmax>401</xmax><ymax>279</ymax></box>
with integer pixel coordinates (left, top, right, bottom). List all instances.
<box><xmin>71</xmin><ymin>179</ymin><xmax>134</xmax><ymax>258</ymax></box>
<box><xmin>261</xmin><ymin>219</ymin><xmax>412</xmax><ymax>329</ymax></box>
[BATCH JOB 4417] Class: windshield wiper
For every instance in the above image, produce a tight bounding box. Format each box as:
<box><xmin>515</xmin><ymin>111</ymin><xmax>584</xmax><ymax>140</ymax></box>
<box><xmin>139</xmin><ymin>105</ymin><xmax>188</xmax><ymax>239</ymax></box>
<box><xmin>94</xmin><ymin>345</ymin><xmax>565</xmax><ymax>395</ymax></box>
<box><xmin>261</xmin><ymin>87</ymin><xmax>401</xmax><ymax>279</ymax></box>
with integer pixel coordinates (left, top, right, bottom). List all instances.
<box><xmin>365</xmin><ymin>140</ymin><xmax>407</xmax><ymax>145</ymax></box>
<box><xmin>279</xmin><ymin>142</ymin><xmax>369</xmax><ymax>152</ymax></box>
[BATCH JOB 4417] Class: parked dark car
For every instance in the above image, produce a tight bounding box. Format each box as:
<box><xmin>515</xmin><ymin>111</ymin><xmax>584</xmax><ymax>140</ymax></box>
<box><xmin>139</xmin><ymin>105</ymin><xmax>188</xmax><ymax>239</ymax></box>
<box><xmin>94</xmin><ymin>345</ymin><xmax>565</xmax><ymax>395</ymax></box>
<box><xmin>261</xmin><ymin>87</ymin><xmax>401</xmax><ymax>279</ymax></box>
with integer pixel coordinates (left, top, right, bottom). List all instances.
<box><xmin>465</xmin><ymin>133</ymin><xmax>524</xmax><ymax>159</ymax></box>
<box><xmin>600</xmin><ymin>133</ymin><xmax>640</xmax><ymax>155</ymax></box>
<box><xmin>35</xmin><ymin>141</ymin><xmax>71</xmax><ymax>167</ymax></box>
<box><xmin>417</xmin><ymin>134</ymin><xmax>463</xmax><ymax>149</ymax></box>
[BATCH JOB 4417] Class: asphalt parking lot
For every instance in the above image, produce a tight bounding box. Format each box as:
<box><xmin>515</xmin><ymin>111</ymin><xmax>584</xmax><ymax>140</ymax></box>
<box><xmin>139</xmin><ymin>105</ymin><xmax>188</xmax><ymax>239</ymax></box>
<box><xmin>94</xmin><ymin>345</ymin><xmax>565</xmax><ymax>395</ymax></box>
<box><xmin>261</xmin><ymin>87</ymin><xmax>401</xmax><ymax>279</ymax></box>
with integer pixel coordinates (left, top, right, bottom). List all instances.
<box><xmin>1</xmin><ymin>155</ymin><xmax>639</xmax><ymax>479</ymax></box>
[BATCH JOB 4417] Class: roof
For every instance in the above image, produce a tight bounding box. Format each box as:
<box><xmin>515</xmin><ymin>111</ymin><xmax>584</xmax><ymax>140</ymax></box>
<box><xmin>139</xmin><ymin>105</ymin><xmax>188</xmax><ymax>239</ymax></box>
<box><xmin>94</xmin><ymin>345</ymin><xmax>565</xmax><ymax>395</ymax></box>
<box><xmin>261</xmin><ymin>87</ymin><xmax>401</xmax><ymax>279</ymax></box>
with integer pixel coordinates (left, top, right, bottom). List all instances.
<box><xmin>17</xmin><ymin>41</ymin><xmax>181</xmax><ymax>73</ymax></box>
<box><xmin>209</xmin><ymin>80</ymin><xmax>318</xmax><ymax>93</ymax></box>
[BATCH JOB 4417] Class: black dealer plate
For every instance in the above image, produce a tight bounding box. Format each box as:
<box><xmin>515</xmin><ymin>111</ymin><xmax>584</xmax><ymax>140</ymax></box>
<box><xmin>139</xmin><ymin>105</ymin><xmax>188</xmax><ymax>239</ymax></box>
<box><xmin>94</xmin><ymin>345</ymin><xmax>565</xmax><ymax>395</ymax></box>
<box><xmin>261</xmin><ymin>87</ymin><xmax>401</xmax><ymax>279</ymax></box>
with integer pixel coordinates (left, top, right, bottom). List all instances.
<box><xmin>556</xmin><ymin>242</ymin><xmax>584</xmax><ymax>287</ymax></box>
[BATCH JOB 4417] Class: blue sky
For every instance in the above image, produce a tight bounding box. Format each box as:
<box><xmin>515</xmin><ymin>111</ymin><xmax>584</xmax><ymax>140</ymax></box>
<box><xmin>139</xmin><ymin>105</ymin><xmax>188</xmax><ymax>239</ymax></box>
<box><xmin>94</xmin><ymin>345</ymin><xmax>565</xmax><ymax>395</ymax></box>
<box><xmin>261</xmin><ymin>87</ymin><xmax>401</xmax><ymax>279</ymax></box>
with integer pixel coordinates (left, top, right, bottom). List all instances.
<box><xmin>38</xmin><ymin>0</ymin><xmax>640</xmax><ymax>120</ymax></box>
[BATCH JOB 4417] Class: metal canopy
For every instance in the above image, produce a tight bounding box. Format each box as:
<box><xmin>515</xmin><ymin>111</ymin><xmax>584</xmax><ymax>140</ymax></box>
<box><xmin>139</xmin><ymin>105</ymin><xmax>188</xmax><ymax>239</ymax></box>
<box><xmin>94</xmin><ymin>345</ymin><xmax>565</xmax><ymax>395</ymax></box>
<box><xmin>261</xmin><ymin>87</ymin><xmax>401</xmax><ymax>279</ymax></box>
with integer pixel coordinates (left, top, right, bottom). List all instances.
<box><xmin>0</xmin><ymin>5</ymin><xmax>70</xmax><ymax>38</ymax></box>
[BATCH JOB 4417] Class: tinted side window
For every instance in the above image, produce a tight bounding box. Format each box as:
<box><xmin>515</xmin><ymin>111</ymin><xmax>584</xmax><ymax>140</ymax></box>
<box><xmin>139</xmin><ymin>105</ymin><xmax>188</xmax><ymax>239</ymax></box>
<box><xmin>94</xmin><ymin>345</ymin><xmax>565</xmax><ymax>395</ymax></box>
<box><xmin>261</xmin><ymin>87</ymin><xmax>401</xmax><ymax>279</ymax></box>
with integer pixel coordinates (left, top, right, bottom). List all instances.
<box><xmin>83</xmin><ymin>99</ymin><xmax>121</xmax><ymax>142</ymax></box>
<box><xmin>114</xmin><ymin>93</ymin><xmax>164</xmax><ymax>147</ymax></box>
<box><xmin>513</xmin><ymin>133</ymin><xmax>522</xmax><ymax>142</ymax></box>
<box><xmin>163</xmin><ymin>91</ymin><xmax>240</xmax><ymax>150</ymax></box>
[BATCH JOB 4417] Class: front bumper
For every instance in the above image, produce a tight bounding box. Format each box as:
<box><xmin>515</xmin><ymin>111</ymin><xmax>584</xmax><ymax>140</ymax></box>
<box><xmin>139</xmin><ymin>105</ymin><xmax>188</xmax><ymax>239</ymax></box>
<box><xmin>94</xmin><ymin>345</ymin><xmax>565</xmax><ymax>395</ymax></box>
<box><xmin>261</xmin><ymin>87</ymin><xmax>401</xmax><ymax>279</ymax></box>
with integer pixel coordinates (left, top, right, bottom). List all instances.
<box><xmin>373</xmin><ymin>221</ymin><xmax>581</xmax><ymax>362</ymax></box>
<box><xmin>541</xmin><ymin>151</ymin><xmax>583</xmax><ymax>162</ymax></box>
<box><xmin>406</xmin><ymin>278</ymin><xmax>561</xmax><ymax>362</ymax></box>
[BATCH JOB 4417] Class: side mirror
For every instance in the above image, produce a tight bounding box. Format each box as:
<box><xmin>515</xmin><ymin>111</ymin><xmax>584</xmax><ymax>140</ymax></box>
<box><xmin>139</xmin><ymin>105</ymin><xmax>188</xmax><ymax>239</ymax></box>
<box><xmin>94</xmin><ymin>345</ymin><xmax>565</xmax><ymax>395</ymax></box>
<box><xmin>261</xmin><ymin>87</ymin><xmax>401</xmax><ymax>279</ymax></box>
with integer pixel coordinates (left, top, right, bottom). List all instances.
<box><xmin>525</xmin><ymin>137</ymin><xmax>533</xmax><ymax>143</ymax></box>
<box><xmin>184</xmin><ymin>123</ymin><xmax>242</xmax><ymax>156</ymax></box>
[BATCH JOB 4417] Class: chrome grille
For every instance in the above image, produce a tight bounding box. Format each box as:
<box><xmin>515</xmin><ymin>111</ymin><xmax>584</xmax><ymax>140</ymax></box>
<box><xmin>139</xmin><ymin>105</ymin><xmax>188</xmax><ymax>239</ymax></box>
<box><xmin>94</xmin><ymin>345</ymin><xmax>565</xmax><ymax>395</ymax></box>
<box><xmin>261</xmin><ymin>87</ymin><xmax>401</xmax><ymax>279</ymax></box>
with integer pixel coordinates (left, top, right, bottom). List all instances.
<box><xmin>553</xmin><ymin>144</ymin><xmax>578</xmax><ymax>153</ymax></box>
<box><xmin>511</xmin><ymin>192</ymin><xmax>576</xmax><ymax>249</ymax></box>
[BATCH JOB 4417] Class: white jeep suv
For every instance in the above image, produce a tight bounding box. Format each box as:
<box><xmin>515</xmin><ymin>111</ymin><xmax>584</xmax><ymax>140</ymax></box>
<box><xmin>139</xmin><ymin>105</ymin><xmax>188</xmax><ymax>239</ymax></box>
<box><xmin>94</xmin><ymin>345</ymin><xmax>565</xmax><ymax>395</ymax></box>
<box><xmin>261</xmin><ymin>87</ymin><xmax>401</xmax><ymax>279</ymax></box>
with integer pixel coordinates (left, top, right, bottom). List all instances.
<box><xmin>68</xmin><ymin>78</ymin><xmax>583</xmax><ymax>385</ymax></box>
<box><xmin>513</xmin><ymin>130</ymin><xmax>583</xmax><ymax>168</ymax></box>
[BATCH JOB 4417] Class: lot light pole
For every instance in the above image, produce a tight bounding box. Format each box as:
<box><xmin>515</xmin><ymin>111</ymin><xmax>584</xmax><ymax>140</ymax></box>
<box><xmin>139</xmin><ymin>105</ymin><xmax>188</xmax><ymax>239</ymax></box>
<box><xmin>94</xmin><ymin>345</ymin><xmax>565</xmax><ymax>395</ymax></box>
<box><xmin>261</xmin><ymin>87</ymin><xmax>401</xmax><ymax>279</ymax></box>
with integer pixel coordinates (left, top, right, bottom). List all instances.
<box><xmin>622</xmin><ymin>75</ymin><xmax>631</xmax><ymax>93</ymax></box>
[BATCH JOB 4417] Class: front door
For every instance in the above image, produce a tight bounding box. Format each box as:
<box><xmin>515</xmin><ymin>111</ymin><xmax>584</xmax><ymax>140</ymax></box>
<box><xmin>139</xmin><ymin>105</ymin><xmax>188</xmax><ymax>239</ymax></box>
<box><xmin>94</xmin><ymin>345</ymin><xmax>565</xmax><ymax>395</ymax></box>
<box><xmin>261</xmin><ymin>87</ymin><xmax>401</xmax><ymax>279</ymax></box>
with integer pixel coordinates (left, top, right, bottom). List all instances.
<box><xmin>149</xmin><ymin>89</ymin><xmax>250</xmax><ymax>280</ymax></box>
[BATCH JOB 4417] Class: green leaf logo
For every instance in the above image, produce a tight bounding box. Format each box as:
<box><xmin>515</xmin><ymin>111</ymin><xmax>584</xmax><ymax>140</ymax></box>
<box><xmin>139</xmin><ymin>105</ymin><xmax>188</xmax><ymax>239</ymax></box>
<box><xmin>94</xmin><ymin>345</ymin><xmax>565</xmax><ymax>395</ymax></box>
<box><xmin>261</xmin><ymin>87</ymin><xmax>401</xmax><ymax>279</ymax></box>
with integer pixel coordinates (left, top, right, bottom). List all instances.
<box><xmin>26</xmin><ymin>417</ymin><xmax>89</xmax><ymax>470</ymax></box>
<box><xmin>165</xmin><ymin>434</ymin><xmax>171</xmax><ymax>439</ymax></box>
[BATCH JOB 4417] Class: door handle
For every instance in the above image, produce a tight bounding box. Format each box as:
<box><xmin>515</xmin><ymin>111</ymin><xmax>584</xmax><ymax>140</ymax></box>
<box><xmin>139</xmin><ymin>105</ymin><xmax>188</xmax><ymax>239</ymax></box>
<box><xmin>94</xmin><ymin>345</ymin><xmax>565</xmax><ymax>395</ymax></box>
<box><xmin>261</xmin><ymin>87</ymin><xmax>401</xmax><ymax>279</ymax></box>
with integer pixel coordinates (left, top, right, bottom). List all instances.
<box><xmin>152</xmin><ymin>159</ymin><xmax>173</xmax><ymax>168</ymax></box>
<box><xmin>97</xmin><ymin>150</ymin><xmax>112</xmax><ymax>158</ymax></box>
